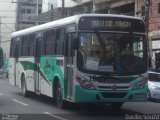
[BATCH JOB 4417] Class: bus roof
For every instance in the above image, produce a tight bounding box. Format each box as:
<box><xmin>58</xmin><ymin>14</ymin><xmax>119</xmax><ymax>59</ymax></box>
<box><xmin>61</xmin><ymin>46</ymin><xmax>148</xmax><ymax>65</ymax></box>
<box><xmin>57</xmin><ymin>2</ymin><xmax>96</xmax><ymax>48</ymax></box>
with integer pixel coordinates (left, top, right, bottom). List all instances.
<box><xmin>11</xmin><ymin>14</ymin><xmax>143</xmax><ymax>38</ymax></box>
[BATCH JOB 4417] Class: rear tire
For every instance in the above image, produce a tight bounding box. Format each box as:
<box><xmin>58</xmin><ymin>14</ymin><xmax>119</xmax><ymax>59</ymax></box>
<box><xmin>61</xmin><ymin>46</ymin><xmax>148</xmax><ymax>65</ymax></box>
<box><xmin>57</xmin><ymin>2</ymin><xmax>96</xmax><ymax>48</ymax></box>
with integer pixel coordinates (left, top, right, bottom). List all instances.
<box><xmin>21</xmin><ymin>75</ymin><xmax>29</xmax><ymax>97</ymax></box>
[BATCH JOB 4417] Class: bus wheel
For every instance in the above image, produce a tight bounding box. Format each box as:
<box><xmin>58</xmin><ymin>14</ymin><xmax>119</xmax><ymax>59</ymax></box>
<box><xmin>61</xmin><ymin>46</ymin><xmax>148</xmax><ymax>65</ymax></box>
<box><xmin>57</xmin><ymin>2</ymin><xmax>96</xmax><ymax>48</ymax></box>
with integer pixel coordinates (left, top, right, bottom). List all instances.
<box><xmin>55</xmin><ymin>81</ymin><xmax>67</xmax><ymax>109</ymax></box>
<box><xmin>21</xmin><ymin>75</ymin><xmax>29</xmax><ymax>97</ymax></box>
<box><xmin>110</xmin><ymin>102</ymin><xmax>123</xmax><ymax>109</ymax></box>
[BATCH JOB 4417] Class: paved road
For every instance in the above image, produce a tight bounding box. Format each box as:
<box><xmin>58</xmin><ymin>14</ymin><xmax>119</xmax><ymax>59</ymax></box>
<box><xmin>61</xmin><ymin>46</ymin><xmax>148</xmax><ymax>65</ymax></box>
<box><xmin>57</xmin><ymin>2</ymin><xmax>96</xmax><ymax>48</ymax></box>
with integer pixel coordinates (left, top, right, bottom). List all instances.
<box><xmin>0</xmin><ymin>75</ymin><xmax>160</xmax><ymax>120</ymax></box>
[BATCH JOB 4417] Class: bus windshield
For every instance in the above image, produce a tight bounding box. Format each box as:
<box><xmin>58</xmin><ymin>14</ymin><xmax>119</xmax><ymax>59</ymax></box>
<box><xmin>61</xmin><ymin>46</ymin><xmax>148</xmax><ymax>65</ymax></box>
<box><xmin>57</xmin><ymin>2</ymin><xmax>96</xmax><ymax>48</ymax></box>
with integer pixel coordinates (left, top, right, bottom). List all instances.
<box><xmin>77</xmin><ymin>32</ymin><xmax>147</xmax><ymax>74</ymax></box>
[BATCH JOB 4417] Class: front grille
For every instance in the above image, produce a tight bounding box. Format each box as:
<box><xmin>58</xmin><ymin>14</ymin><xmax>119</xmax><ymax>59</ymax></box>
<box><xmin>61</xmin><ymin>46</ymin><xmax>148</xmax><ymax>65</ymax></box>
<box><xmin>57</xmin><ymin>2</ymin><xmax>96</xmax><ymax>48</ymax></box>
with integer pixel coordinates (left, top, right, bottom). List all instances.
<box><xmin>98</xmin><ymin>86</ymin><xmax>130</xmax><ymax>90</ymax></box>
<box><xmin>101</xmin><ymin>92</ymin><xmax>127</xmax><ymax>98</ymax></box>
<box><xmin>90</xmin><ymin>76</ymin><xmax>134</xmax><ymax>84</ymax></box>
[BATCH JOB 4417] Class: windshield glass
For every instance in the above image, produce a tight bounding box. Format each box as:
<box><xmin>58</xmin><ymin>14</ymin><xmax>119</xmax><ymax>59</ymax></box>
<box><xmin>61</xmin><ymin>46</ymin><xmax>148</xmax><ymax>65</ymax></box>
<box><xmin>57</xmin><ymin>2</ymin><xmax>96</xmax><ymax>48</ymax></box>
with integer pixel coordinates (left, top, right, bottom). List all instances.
<box><xmin>77</xmin><ymin>32</ymin><xmax>147</xmax><ymax>74</ymax></box>
<box><xmin>148</xmin><ymin>73</ymin><xmax>160</xmax><ymax>82</ymax></box>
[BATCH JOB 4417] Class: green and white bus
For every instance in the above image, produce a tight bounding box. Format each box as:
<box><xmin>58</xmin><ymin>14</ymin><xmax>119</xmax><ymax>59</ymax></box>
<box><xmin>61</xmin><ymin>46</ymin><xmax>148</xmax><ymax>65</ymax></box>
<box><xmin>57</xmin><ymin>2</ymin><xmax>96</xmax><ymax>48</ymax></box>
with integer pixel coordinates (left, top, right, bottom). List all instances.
<box><xmin>9</xmin><ymin>14</ymin><xmax>148</xmax><ymax>109</ymax></box>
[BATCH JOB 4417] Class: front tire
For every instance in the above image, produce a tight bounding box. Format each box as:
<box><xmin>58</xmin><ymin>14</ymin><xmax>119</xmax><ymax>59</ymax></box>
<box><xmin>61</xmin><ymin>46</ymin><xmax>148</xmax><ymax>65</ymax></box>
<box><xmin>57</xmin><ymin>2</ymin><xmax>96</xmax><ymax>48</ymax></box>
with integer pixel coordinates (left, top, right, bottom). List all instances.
<box><xmin>55</xmin><ymin>81</ymin><xmax>68</xmax><ymax>109</ymax></box>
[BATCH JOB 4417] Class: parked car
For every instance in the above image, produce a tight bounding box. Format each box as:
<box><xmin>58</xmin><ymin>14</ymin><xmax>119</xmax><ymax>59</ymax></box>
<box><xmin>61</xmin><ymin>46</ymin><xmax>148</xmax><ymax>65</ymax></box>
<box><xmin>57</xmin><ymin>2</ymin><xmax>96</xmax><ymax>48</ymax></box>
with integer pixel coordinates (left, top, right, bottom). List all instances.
<box><xmin>148</xmin><ymin>71</ymin><xmax>160</xmax><ymax>101</ymax></box>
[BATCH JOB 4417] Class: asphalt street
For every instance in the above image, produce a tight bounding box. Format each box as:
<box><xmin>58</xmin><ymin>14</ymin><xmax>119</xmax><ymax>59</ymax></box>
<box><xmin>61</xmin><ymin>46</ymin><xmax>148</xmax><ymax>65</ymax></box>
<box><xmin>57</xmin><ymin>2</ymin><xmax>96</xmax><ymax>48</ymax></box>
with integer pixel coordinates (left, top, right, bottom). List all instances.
<box><xmin>0</xmin><ymin>75</ymin><xmax>159</xmax><ymax>120</ymax></box>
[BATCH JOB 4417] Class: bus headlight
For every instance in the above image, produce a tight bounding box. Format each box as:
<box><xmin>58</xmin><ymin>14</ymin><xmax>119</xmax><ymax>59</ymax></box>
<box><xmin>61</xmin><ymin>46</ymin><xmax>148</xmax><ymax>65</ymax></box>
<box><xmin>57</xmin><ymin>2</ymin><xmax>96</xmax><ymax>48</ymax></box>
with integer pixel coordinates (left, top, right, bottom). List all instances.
<box><xmin>132</xmin><ymin>77</ymin><xmax>148</xmax><ymax>90</ymax></box>
<box><xmin>76</xmin><ymin>76</ymin><xmax>95</xmax><ymax>90</ymax></box>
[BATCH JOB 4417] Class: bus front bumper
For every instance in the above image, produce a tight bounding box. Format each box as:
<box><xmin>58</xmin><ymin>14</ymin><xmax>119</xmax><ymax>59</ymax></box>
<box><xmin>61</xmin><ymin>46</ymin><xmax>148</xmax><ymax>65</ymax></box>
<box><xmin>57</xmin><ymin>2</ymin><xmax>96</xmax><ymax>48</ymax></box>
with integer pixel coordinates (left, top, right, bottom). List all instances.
<box><xmin>74</xmin><ymin>85</ymin><xmax>148</xmax><ymax>103</ymax></box>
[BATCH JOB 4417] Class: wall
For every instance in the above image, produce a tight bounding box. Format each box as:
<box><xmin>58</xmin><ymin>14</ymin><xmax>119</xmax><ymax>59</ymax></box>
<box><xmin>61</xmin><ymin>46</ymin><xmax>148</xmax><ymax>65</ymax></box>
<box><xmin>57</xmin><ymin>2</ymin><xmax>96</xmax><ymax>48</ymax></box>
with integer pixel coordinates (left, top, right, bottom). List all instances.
<box><xmin>0</xmin><ymin>0</ymin><xmax>16</xmax><ymax>59</ymax></box>
<box><xmin>149</xmin><ymin>0</ymin><xmax>160</xmax><ymax>31</ymax></box>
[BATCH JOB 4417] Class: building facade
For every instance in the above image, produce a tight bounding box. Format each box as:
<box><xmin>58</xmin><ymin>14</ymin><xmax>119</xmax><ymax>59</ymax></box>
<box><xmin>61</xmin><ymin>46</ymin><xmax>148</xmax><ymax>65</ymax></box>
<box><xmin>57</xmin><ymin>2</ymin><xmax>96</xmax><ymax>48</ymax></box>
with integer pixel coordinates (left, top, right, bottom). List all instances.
<box><xmin>93</xmin><ymin>0</ymin><xmax>135</xmax><ymax>15</ymax></box>
<box><xmin>93</xmin><ymin>0</ymin><xmax>160</xmax><ymax>71</ymax></box>
<box><xmin>4</xmin><ymin>0</ymin><xmax>160</xmax><ymax>64</ymax></box>
<box><xmin>16</xmin><ymin>0</ymin><xmax>42</xmax><ymax>31</ymax></box>
<box><xmin>42</xmin><ymin>0</ymin><xmax>76</xmax><ymax>13</ymax></box>
<box><xmin>0</xmin><ymin>0</ymin><xmax>16</xmax><ymax>58</ymax></box>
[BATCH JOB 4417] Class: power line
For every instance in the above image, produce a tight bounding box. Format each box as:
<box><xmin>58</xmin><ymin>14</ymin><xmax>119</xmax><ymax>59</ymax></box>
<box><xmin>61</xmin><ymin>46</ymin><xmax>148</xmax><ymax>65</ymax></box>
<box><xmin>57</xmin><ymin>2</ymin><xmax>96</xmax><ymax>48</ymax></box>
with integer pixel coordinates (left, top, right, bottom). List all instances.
<box><xmin>1</xmin><ymin>23</ymin><xmax>15</xmax><ymax>24</ymax></box>
<box><xmin>0</xmin><ymin>1</ymin><xmax>12</xmax><ymax>3</ymax></box>
<box><xmin>1</xmin><ymin>32</ymin><xmax>11</xmax><ymax>33</ymax></box>
<box><xmin>0</xmin><ymin>10</ymin><xmax>16</xmax><ymax>12</ymax></box>
<box><xmin>1</xmin><ymin>39</ymin><xmax>11</xmax><ymax>42</ymax></box>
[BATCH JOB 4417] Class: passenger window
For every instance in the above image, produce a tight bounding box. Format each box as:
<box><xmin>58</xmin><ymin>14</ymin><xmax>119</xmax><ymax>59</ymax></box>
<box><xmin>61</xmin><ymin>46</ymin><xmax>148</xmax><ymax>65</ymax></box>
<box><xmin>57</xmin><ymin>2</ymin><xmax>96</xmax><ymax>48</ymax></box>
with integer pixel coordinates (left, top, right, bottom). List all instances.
<box><xmin>44</xmin><ymin>29</ymin><xmax>56</xmax><ymax>55</ymax></box>
<box><xmin>29</xmin><ymin>34</ymin><xmax>35</xmax><ymax>56</ymax></box>
<box><xmin>22</xmin><ymin>36</ymin><xmax>30</xmax><ymax>56</ymax></box>
<box><xmin>56</xmin><ymin>28</ymin><xmax>66</xmax><ymax>55</ymax></box>
<box><xmin>15</xmin><ymin>37</ymin><xmax>22</xmax><ymax>58</ymax></box>
<box><xmin>10</xmin><ymin>37</ymin><xmax>22</xmax><ymax>58</ymax></box>
<box><xmin>10</xmin><ymin>38</ymin><xmax>16</xmax><ymax>57</ymax></box>
<box><xmin>35</xmin><ymin>31</ymin><xmax>44</xmax><ymax>58</ymax></box>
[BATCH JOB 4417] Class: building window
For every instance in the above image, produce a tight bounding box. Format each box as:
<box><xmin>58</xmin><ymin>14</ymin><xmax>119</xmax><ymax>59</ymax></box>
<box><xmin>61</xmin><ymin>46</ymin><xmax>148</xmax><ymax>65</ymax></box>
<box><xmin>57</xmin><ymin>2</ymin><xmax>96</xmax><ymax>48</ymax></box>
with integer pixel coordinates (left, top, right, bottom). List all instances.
<box><xmin>31</xmin><ymin>9</ymin><xmax>36</xmax><ymax>14</ymax></box>
<box><xmin>27</xmin><ymin>9</ymin><xmax>31</xmax><ymax>14</ymax></box>
<box><xmin>28</xmin><ymin>0</ymin><xmax>33</xmax><ymax>2</ymax></box>
<box><xmin>21</xmin><ymin>9</ymin><xmax>25</xmax><ymax>13</ymax></box>
<box><xmin>38</xmin><ymin>10</ymin><xmax>42</xmax><ymax>14</ymax></box>
<box><xmin>158</xmin><ymin>3</ymin><xmax>160</xmax><ymax>13</ymax></box>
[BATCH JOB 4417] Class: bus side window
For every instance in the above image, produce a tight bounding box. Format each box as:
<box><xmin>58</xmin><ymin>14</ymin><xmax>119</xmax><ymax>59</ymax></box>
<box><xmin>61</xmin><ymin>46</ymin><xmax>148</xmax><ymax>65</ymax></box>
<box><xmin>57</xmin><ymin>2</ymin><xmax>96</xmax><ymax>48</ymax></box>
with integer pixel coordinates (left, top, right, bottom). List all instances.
<box><xmin>15</xmin><ymin>37</ymin><xmax>22</xmax><ymax>58</ymax></box>
<box><xmin>29</xmin><ymin>34</ymin><xmax>36</xmax><ymax>56</ymax></box>
<box><xmin>21</xmin><ymin>35</ymin><xmax>30</xmax><ymax>57</ymax></box>
<box><xmin>56</xmin><ymin>28</ymin><xmax>66</xmax><ymax>55</ymax></box>
<box><xmin>10</xmin><ymin>38</ymin><xmax>16</xmax><ymax>58</ymax></box>
<box><xmin>44</xmin><ymin>29</ymin><xmax>56</xmax><ymax>55</ymax></box>
<box><xmin>35</xmin><ymin>31</ymin><xmax>44</xmax><ymax>58</ymax></box>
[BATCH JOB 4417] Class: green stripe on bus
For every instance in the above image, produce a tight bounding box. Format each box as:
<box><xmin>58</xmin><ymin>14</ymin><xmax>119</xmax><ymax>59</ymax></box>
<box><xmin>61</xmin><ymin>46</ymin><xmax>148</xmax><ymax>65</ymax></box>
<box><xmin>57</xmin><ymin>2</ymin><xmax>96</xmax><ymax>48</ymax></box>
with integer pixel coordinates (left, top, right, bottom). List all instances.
<box><xmin>20</xmin><ymin>61</ymin><xmax>51</xmax><ymax>86</ymax></box>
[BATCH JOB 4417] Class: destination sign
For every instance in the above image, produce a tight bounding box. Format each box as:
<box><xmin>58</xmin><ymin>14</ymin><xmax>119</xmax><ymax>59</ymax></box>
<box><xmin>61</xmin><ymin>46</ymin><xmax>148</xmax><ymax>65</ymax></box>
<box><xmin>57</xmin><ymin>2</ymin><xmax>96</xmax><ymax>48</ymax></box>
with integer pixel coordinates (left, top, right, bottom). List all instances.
<box><xmin>91</xmin><ymin>20</ymin><xmax>131</xmax><ymax>29</ymax></box>
<box><xmin>79</xmin><ymin>17</ymin><xmax>145</xmax><ymax>33</ymax></box>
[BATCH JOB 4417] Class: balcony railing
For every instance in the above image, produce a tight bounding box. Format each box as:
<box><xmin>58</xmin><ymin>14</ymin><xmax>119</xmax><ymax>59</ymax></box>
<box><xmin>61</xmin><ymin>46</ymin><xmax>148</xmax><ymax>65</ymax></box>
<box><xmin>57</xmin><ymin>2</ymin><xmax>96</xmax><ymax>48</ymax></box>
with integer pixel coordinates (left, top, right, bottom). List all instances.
<box><xmin>94</xmin><ymin>0</ymin><xmax>117</xmax><ymax>4</ymax></box>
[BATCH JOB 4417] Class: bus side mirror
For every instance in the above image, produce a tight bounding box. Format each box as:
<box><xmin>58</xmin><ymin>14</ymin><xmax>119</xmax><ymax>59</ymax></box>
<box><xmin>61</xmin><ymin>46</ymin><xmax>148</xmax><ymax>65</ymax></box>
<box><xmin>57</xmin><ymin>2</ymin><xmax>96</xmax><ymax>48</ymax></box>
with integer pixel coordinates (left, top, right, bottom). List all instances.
<box><xmin>73</xmin><ymin>38</ymin><xmax>78</xmax><ymax>50</ymax></box>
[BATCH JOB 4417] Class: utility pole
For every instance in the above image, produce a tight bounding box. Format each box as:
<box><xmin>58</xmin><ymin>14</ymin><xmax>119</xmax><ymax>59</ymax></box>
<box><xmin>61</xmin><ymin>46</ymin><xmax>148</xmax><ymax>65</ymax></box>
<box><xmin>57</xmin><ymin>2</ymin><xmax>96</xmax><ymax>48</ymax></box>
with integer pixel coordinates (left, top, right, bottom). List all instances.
<box><xmin>51</xmin><ymin>4</ymin><xmax>54</xmax><ymax>20</ymax></box>
<box><xmin>144</xmin><ymin>0</ymin><xmax>151</xmax><ymax>67</ymax></box>
<box><xmin>62</xmin><ymin>0</ymin><xmax>64</xmax><ymax>17</ymax></box>
<box><xmin>0</xmin><ymin>16</ymin><xmax>7</xmax><ymax>47</ymax></box>
<box><xmin>36</xmin><ymin>0</ymin><xmax>39</xmax><ymax>25</ymax></box>
<box><xmin>145</xmin><ymin>0</ymin><xmax>150</xmax><ymax>39</ymax></box>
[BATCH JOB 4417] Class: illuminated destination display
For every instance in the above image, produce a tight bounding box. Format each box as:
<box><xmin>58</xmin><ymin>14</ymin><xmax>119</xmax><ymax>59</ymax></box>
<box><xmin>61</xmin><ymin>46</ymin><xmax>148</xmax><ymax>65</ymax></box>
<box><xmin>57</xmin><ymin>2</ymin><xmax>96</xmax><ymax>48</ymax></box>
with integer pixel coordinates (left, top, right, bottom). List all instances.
<box><xmin>91</xmin><ymin>20</ymin><xmax>131</xmax><ymax>29</ymax></box>
<box><xmin>79</xmin><ymin>17</ymin><xmax>145</xmax><ymax>33</ymax></box>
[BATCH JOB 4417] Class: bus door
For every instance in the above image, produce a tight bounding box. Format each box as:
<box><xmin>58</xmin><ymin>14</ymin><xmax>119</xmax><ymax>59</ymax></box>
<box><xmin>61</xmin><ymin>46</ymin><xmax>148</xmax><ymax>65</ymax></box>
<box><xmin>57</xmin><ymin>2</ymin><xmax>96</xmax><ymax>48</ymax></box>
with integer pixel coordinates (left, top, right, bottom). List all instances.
<box><xmin>65</xmin><ymin>33</ymin><xmax>76</xmax><ymax>99</ymax></box>
<box><xmin>34</xmin><ymin>32</ymin><xmax>43</xmax><ymax>93</ymax></box>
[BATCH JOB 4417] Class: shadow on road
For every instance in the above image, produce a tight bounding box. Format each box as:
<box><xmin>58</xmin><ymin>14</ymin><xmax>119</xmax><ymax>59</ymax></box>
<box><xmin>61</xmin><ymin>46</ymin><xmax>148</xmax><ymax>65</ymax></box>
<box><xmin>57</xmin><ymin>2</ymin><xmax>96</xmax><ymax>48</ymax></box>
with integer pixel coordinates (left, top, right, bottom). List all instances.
<box><xmin>13</xmin><ymin>92</ymin><xmax>143</xmax><ymax>115</ymax></box>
